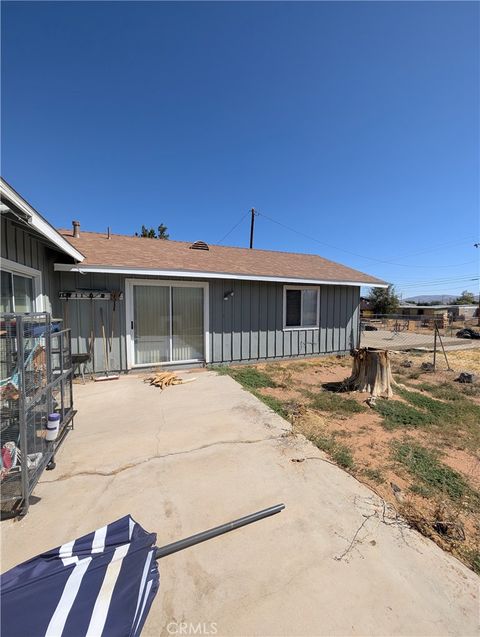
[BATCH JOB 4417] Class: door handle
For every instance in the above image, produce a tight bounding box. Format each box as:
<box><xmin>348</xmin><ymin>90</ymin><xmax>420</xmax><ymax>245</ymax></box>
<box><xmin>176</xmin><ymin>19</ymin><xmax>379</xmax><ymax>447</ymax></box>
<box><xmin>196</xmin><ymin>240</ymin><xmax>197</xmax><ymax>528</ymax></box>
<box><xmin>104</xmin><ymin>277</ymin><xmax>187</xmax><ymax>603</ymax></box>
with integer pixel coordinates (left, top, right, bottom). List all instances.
<box><xmin>131</xmin><ymin>321</ymin><xmax>134</xmax><ymax>329</ymax></box>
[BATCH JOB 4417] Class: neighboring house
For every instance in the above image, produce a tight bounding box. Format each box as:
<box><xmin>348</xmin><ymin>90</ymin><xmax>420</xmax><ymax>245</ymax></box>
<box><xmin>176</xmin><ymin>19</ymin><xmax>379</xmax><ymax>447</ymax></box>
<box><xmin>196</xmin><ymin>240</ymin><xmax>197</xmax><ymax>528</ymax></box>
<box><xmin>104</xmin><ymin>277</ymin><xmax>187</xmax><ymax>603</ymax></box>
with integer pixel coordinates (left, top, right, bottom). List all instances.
<box><xmin>398</xmin><ymin>304</ymin><xmax>478</xmax><ymax>321</ymax></box>
<box><xmin>1</xmin><ymin>179</ymin><xmax>388</xmax><ymax>372</ymax></box>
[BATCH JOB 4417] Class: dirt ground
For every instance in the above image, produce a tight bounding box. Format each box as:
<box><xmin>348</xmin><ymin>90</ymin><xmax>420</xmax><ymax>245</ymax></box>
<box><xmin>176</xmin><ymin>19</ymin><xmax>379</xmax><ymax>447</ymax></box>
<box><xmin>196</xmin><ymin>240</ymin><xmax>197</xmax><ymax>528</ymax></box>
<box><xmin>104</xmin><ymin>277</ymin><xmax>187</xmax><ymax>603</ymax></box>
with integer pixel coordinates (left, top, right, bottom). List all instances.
<box><xmin>220</xmin><ymin>350</ymin><xmax>480</xmax><ymax>575</ymax></box>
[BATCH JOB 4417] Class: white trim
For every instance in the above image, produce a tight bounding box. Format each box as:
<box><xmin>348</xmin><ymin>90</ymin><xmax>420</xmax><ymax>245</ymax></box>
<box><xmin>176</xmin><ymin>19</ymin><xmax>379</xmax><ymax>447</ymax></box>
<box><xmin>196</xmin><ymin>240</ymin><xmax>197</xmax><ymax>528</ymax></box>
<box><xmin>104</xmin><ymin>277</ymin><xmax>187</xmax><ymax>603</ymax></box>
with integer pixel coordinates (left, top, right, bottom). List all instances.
<box><xmin>125</xmin><ymin>278</ymin><xmax>210</xmax><ymax>370</ymax></box>
<box><xmin>0</xmin><ymin>256</ymin><xmax>44</xmax><ymax>311</ymax></box>
<box><xmin>0</xmin><ymin>178</ymin><xmax>84</xmax><ymax>262</ymax></box>
<box><xmin>54</xmin><ymin>263</ymin><xmax>388</xmax><ymax>288</ymax></box>
<box><xmin>283</xmin><ymin>285</ymin><xmax>320</xmax><ymax>330</ymax></box>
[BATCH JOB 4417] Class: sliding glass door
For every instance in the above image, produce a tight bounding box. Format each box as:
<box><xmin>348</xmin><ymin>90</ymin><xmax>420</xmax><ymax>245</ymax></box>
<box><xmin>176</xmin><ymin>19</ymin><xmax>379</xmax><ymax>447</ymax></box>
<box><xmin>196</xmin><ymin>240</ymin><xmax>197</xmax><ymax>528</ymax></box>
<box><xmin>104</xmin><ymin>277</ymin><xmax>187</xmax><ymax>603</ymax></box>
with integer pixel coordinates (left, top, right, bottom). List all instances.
<box><xmin>172</xmin><ymin>286</ymin><xmax>204</xmax><ymax>361</ymax></box>
<box><xmin>130</xmin><ymin>281</ymin><xmax>206</xmax><ymax>366</ymax></box>
<box><xmin>133</xmin><ymin>285</ymin><xmax>170</xmax><ymax>365</ymax></box>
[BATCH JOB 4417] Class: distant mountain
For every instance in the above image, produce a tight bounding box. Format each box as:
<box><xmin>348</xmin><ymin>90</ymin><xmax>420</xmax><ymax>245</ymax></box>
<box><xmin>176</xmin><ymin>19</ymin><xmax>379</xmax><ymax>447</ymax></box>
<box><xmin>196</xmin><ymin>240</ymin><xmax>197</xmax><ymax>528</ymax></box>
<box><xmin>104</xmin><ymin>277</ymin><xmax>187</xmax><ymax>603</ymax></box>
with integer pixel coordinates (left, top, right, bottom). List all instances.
<box><xmin>403</xmin><ymin>294</ymin><xmax>478</xmax><ymax>304</ymax></box>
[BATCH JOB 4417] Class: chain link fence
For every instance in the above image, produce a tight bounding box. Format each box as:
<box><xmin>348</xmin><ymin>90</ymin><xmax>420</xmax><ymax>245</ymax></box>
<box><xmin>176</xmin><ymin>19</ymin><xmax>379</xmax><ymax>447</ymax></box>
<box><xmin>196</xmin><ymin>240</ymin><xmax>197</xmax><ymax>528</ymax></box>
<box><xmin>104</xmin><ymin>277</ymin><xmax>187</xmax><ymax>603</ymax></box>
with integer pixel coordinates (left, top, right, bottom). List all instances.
<box><xmin>360</xmin><ymin>313</ymin><xmax>479</xmax><ymax>371</ymax></box>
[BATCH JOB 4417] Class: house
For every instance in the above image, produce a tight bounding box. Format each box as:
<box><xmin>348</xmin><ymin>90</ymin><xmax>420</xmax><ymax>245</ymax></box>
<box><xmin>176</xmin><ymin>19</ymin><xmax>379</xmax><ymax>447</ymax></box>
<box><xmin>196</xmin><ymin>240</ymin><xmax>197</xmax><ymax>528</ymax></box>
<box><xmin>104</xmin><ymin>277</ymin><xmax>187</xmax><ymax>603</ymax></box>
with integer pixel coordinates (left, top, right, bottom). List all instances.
<box><xmin>0</xmin><ymin>179</ymin><xmax>83</xmax><ymax>314</ymax></box>
<box><xmin>1</xmin><ymin>179</ymin><xmax>388</xmax><ymax>372</ymax></box>
<box><xmin>398</xmin><ymin>304</ymin><xmax>478</xmax><ymax>322</ymax></box>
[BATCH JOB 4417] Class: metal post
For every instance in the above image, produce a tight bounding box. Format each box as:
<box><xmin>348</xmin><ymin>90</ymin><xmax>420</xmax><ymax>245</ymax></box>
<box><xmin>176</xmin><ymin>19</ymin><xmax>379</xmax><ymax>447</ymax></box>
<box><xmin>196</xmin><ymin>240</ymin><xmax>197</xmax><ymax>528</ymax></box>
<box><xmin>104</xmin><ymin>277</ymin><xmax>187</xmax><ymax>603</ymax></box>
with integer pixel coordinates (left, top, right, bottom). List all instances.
<box><xmin>474</xmin><ymin>242</ymin><xmax>479</xmax><ymax>326</ymax></box>
<box><xmin>16</xmin><ymin>316</ymin><xmax>30</xmax><ymax>516</ymax></box>
<box><xmin>46</xmin><ymin>314</ymin><xmax>53</xmax><ymax>417</ymax></box>
<box><xmin>155</xmin><ymin>503</ymin><xmax>285</xmax><ymax>559</ymax></box>
<box><xmin>249</xmin><ymin>208</ymin><xmax>255</xmax><ymax>249</ymax></box>
<box><xmin>436</xmin><ymin>322</ymin><xmax>451</xmax><ymax>371</ymax></box>
<box><xmin>45</xmin><ymin>315</ymin><xmax>56</xmax><ymax>471</ymax></box>
<box><xmin>433</xmin><ymin>321</ymin><xmax>437</xmax><ymax>371</ymax></box>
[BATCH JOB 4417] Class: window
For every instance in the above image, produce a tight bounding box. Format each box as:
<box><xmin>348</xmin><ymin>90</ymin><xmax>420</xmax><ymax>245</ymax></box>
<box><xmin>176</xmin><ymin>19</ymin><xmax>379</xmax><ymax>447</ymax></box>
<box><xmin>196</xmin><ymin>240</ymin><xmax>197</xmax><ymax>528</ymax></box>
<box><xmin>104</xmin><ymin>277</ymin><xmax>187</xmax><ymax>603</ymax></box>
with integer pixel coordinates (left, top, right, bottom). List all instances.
<box><xmin>284</xmin><ymin>286</ymin><xmax>319</xmax><ymax>329</ymax></box>
<box><xmin>1</xmin><ymin>266</ymin><xmax>38</xmax><ymax>314</ymax></box>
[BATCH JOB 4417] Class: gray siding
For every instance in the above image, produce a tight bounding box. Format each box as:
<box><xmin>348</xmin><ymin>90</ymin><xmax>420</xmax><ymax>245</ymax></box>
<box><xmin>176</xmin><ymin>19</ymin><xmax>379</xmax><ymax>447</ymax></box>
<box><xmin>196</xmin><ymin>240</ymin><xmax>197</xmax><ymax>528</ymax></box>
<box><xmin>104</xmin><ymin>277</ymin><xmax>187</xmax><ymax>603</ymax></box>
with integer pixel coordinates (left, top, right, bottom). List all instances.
<box><xmin>1</xmin><ymin>215</ymin><xmax>61</xmax><ymax>313</ymax></box>
<box><xmin>210</xmin><ymin>279</ymin><xmax>359</xmax><ymax>364</ymax></box>
<box><xmin>55</xmin><ymin>272</ymin><xmax>360</xmax><ymax>373</ymax></box>
<box><xmin>54</xmin><ymin>271</ymin><xmax>128</xmax><ymax>375</ymax></box>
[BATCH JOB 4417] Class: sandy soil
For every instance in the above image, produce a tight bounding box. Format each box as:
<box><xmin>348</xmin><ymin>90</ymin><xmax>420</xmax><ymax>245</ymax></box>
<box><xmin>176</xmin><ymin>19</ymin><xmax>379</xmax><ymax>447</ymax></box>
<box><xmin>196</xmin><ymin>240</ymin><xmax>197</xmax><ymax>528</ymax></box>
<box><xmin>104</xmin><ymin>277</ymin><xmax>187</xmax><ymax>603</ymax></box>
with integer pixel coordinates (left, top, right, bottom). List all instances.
<box><xmin>249</xmin><ymin>355</ymin><xmax>480</xmax><ymax>573</ymax></box>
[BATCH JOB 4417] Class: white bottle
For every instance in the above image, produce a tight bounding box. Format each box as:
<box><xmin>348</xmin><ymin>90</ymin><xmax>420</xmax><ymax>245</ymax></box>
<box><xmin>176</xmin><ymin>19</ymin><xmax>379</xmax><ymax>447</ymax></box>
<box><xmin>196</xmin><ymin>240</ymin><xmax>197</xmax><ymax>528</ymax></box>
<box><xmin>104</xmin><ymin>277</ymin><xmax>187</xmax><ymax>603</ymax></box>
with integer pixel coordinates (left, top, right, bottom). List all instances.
<box><xmin>46</xmin><ymin>413</ymin><xmax>60</xmax><ymax>442</ymax></box>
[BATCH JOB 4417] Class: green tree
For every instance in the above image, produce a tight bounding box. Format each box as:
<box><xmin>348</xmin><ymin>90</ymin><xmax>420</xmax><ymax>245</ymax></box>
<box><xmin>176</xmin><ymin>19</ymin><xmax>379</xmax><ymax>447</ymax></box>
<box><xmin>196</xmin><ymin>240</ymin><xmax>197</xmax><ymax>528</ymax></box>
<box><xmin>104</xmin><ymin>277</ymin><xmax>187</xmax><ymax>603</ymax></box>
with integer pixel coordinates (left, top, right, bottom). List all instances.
<box><xmin>368</xmin><ymin>285</ymin><xmax>400</xmax><ymax>315</ymax></box>
<box><xmin>453</xmin><ymin>290</ymin><xmax>476</xmax><ymax>305</ymax></box>
<box><xmin>135</xmin><ymin>223</ymin><xmax>169</xmax><ymax>239</ymax></box>
<box><xmin>157</xmin><ymin>223</ymin><xmax>169</xmax><ymax>240</ymax></box>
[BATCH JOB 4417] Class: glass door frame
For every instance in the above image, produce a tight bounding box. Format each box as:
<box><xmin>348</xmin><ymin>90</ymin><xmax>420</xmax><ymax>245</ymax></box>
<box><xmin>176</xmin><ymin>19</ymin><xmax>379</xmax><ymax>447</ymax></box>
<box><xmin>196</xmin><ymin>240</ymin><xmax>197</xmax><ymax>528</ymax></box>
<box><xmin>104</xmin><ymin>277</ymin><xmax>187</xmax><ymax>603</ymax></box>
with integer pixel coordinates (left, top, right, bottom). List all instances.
<box><xmin>125</xmin><ymin>278</ymin><xmax>210</xmax><ymax>369</ymax></box>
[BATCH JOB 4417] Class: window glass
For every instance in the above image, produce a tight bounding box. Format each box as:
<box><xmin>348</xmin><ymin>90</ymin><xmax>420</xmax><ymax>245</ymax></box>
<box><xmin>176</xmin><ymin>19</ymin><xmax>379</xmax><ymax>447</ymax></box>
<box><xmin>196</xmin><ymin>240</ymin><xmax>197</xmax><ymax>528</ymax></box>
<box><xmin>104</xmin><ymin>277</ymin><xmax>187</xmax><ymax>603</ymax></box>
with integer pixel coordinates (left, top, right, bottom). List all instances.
<box><xmin>285</xmin><ymin>287</ymin><xmax>318</xmax><ymax>328</ymax></box>
<box><xmin>1</xmin><ymin>270</ymin><xmax>13</xmax><ymax>313</ymax></box>
<box><xmin>286</xmin><ymin>289</ymin><xmax>301</xmax><ymax>326</ymax></box>
<box><xmin>13</xmin><ymin>275</ymin><xmax>34</xmax><ymax>313</ymax></box>
<box><xmin>302</xmin><ymin>289</ymin><xmax>318</xmax><ymax>326</ymax></box>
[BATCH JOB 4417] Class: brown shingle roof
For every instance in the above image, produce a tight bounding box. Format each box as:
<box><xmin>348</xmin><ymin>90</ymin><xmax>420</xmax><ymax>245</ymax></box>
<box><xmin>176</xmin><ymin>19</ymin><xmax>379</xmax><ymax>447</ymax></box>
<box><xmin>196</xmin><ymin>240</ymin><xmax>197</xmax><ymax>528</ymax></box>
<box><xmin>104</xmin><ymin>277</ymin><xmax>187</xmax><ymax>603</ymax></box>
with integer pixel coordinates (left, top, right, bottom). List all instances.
<box><xmin>58</xmin><ymin>230</ymin><xmax>387</xmax><ymax>286</ymax></box>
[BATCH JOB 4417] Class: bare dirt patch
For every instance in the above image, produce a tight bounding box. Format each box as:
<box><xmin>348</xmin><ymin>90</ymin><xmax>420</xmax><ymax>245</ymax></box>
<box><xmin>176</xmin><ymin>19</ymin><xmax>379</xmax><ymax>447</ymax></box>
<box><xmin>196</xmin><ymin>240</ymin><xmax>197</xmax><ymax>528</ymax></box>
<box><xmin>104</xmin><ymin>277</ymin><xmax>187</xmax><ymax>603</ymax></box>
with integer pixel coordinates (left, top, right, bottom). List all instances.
<box><xmin>215</xmin><ymin>354</ymin><xmax>480</xmax><ymax>574</ymax></box>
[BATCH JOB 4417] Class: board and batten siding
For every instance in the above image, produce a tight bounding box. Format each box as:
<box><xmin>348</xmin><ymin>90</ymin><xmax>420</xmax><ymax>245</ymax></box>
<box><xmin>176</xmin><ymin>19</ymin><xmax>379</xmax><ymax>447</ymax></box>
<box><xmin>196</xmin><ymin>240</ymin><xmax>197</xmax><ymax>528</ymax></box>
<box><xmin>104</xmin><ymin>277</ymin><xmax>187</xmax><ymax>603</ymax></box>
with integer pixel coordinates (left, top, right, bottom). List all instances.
<box><xmin>1</xmin><ymin>215</ymin><xmax>60</xmax><ymax>313</ymax></box>
<box><xmin>210</xmin><ymin>279</ymin><xmax>360</xmax><ymax>363</ymax></box>
<box><xmin>55</xmin><ymin>271</ymin><xmax>360</xmax><ymax>373</ymax></box>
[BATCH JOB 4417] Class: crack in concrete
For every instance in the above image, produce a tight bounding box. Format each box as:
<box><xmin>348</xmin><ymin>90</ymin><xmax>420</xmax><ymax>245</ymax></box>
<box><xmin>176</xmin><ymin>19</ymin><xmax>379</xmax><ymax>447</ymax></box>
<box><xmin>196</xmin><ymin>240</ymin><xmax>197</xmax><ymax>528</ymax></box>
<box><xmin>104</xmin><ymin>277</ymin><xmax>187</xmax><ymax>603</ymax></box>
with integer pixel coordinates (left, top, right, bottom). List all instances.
<box><xmin>39</xmin><ymin>435</ymin><xmax>284</xmax><ymax>483</ymax></box>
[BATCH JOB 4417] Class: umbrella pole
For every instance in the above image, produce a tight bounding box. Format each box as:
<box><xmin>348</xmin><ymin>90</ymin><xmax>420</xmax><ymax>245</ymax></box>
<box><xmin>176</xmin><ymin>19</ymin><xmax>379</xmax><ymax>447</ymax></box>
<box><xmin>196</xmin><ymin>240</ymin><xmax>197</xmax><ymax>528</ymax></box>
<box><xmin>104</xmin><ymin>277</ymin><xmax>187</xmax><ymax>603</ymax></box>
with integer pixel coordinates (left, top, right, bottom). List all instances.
<box><xmin>155</xmin><ymin>503</ymin><xmax>285</xmax><ymax>559</ymax></box>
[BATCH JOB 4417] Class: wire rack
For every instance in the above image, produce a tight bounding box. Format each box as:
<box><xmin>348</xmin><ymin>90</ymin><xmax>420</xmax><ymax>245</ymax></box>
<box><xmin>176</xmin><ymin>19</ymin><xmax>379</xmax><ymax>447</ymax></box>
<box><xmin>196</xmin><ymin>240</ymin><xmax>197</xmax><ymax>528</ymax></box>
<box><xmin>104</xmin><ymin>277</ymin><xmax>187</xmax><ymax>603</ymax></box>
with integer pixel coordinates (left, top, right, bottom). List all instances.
<box><xmin>0</xmin><ymin>313</ymin><xmax>75</xmax><ymax>516</ymax></box>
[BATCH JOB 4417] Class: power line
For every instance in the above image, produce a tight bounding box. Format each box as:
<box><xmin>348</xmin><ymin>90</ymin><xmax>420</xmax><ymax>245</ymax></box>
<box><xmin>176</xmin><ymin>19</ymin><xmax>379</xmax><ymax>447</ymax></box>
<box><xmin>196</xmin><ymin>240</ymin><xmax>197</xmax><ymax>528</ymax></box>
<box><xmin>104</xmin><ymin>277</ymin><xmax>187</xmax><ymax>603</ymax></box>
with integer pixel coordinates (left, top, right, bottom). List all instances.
<box><xmin>216</xmin><ymin>210</ymin><xmax>250</xmax><ymax>244</ymax></box>
<box><xmin>395</xmin><ymin>274</ymin><xmax>478</xmax><ymax>286</ymax></box>
<box><xmin>258</xmin><ymin>211</ymin><xmax>476</xmax><ymax>269</ymax></box>
<box><xmin>396</xmin><ymin>277</ymin><xmax>478</xmax><ymax>288</ymax></box>
<box><xmin>399</xmin><ymin>279</ymin><xmax>479</xmax><ymax>290</ymax></box>
<box><xmin>392</xmin><ymin>238</ymin><xmax>477</xmax><ymax>260</ymax></box>
<box><xmin>401</xmin><ymin>288</ymin><xmax>479</xmax><ymax>296</ymax></box>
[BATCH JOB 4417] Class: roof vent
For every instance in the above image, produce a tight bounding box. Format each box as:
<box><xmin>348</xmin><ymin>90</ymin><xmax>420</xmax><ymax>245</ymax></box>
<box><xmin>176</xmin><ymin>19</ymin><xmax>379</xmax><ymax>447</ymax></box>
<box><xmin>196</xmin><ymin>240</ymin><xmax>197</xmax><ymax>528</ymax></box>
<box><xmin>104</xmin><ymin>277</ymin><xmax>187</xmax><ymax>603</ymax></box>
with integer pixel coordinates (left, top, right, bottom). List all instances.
<box><xmin>189</xmin><ymin>240</ymin><xmax>209</xmax><ymax>251</ymax></box>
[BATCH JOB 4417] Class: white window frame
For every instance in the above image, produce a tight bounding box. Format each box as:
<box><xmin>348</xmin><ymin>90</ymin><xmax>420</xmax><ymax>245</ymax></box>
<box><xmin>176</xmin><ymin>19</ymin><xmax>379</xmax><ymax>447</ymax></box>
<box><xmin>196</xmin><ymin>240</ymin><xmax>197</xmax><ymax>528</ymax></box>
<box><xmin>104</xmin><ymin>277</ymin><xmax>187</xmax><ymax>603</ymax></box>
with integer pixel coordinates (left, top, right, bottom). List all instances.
<box><xmin>125</xmin><ymin>278</ymin><xmax>210</xmax><ymax>369</ymax></box>
<box><xmin>283</xmin><ymin>285</ymin><xmax>320</xmax><ymax>331</ymax></box>
<box><xmin>0</xmin><ymin>257</ymin><xmax>44</xmax><ymax>312</ymax></box>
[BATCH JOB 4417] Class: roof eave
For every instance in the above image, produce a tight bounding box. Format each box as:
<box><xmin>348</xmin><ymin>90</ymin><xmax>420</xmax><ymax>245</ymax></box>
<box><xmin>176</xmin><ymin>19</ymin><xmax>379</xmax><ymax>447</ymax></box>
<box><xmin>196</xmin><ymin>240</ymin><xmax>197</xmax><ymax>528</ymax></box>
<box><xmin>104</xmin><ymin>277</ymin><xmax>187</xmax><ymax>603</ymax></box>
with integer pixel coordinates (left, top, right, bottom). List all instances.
<box><xmin>53</xmin><ymin>263</ymin><xmax>389</xmax><ymax>287</ymax></box>
<box><xmin>0</xmin><ymin>178</ymin><xmax>85</xmax><ymax>262</ymax></box>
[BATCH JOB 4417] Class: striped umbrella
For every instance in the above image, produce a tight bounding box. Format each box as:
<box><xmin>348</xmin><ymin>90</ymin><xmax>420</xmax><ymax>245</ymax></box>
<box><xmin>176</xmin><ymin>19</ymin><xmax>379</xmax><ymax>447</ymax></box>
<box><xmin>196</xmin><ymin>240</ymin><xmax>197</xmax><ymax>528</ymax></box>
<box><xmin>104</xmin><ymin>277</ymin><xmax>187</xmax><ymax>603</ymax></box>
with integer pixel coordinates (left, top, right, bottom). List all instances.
<box><xmin>1</xmin><ymin>505</ymin><xmax>284</xmax><ymax>637</ymax></box>
<box><xmin>1</xmin><ymin>516</ymin><xmax>158</xmax><ymax>637</ymax></box>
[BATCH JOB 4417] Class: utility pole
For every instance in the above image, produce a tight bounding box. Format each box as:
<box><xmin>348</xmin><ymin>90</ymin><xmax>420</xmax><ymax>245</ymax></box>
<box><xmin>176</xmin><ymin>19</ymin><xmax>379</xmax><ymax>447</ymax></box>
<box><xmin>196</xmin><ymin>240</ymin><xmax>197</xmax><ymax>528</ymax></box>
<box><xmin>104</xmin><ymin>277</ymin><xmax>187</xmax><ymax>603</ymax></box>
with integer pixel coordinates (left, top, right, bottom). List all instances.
<box><xmin>475</xmin><ymin>242</ymin><xmax>480</xmax><ymax>326</ymax></box>
<box><xmin>249</xmin><ymin>208</ymin><xmax>256</xmax><ymax>249</ymax></box>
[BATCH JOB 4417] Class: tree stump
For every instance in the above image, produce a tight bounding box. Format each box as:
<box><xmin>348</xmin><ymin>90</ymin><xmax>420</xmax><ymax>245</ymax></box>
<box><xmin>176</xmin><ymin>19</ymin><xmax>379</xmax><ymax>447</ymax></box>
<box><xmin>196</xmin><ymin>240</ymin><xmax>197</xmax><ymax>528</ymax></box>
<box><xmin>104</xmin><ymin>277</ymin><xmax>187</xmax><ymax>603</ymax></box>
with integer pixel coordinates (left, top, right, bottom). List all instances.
<box><xmin>345</xmin><ymin>348</ymin><xmax>394</xmax><ymax>398</ymax></box>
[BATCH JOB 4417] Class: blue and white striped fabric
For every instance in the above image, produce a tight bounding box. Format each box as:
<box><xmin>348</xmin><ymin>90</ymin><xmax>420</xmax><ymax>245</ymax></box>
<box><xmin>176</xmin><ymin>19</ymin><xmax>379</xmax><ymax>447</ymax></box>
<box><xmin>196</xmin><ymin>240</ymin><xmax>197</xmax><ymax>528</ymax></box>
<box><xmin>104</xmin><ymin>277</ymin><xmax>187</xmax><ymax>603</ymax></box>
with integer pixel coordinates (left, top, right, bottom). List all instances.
<box><xmin>0</xmin><ymin>515</ymin><xmax>159</xmax><ymax>637</ymax></box>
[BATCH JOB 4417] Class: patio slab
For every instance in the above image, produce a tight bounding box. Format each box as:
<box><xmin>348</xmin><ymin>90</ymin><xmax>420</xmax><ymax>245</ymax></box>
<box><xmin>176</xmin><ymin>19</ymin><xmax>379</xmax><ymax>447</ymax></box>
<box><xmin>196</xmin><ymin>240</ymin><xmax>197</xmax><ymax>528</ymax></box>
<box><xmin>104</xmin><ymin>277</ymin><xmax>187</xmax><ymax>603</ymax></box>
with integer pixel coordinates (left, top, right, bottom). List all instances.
<box><xmin>1</xmin><ymin>371</ymin><xmax>478</xmax><ymax>636</ymax></box>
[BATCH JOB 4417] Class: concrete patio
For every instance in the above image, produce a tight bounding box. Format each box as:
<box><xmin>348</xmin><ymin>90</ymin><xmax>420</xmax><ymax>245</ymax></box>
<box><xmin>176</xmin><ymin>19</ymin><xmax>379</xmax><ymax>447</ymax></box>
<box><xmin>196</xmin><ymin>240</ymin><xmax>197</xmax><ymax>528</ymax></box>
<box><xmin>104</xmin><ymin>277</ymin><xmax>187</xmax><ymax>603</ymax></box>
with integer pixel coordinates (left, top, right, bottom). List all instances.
<box><xmin>2</xmin><ymin>371</ymin><xmax>478</xmax><ymax>636</ymax></box>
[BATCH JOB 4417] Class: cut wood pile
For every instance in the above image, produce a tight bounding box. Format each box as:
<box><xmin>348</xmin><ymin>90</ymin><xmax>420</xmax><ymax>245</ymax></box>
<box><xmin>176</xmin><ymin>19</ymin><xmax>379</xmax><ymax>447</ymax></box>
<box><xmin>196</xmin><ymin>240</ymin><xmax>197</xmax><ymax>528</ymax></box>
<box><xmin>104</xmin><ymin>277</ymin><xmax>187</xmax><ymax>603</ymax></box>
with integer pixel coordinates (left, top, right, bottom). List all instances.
<box><xmin>143</xmin><ymin>371</ymin><xmax>195</xmax><ymax>390</ymax></box>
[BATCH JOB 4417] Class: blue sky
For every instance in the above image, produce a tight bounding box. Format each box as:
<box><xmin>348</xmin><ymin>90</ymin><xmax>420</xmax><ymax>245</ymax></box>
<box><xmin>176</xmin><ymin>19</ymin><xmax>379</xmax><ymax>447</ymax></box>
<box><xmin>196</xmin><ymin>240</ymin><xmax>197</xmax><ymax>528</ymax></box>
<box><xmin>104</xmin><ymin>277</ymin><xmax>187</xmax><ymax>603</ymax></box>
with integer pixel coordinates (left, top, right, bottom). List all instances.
<box><xmin>2</xmin><ymin>1</ymin><xmax>479</xmax><ymax>299</ymax></box>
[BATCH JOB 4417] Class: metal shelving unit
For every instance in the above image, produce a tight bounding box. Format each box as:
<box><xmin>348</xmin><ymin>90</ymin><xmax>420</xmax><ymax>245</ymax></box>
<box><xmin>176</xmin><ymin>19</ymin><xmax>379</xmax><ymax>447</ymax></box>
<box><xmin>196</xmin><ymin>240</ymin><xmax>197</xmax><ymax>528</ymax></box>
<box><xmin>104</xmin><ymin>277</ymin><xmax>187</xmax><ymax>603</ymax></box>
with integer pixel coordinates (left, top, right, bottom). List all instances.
<box><xmin>0</xmin><ymin>312</ymin><xmax>75</xmax><ymax>516</ymax></box>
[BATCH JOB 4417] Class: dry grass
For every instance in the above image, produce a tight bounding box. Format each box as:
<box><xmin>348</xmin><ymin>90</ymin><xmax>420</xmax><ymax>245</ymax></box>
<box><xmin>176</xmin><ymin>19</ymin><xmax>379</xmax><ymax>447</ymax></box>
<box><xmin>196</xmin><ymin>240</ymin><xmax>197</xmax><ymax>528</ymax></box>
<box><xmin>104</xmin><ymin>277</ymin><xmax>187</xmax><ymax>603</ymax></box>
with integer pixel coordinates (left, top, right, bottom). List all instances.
<box><xmin>447</xmin><ymin>350</ymin><xmax>480</xmax><ymax>374</ymax></box>
<box><xmin>216</xmin><ymin>354</ymin><xmax>480</xmax><ymax>574</ymax></box>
